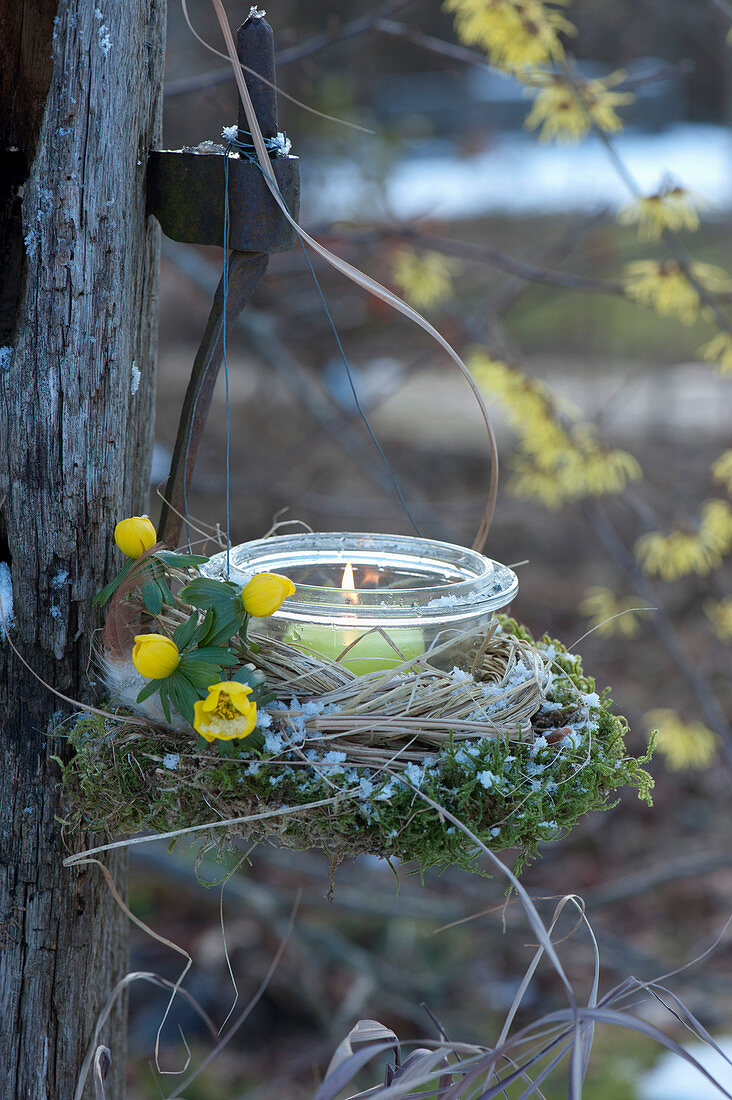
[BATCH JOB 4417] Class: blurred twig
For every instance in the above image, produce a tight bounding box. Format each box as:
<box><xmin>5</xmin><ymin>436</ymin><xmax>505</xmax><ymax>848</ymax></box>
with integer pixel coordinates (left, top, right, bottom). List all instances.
<box><xmin>164</xmin><ymin>0</ymin><xmax>415</xmax><ymax>97</ymax></box>
<box><xmin>584</xmin><ymin>499</ymin><xmax>732</xmax><ymax>760</ymax></box>
<box><xmin>324</xmin><ymin>225</ymin><xmax>625</xmax><ymax>297</ymax></box>
<box><xmin>162</xmin><ymin>239</ymin><xmax>454</xmax><ymax>539</ymax></box>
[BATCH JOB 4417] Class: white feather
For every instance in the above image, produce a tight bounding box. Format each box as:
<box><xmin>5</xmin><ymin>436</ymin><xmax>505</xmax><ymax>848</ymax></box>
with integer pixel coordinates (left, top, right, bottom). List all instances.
<box><xmin>102</xmin><ymin>652</ymin><xmax>193</xmax><ymax>733</ymax></box>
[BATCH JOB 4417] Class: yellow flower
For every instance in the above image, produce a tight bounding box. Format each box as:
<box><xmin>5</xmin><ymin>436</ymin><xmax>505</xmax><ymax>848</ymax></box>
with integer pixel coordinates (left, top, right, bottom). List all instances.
<box><xmin>525</xmin><ymin>71</ymin><xmax>633</xmax><ymax>143</ymax></box>
<box><xmin>711</xmin><ymin>449</ymin><xmax>732</xmax><ymax>493</ymax></box>
<box><xmin>704</xmin><ymin>597</ymin><xmax>732</xmax><ymax>642</ymax></box>
<box><xmin>635</xmin><ymin>530</ymin><xmax>720</xmax><ymax>581</ymax></box>
<box><xmin>700</xmin><ymin>498</ymin><xmax>732</xmax><ymax>556</ymax></box>
<box><xmin>624</xmin><ymin>260</ymin><xmax>732</xmax><ymax>326</ymax></box>
<box><xmin>114</xmin><ymin>516</ymin><xmax>157</xmax><ymax>558</ymax></box>
<box><xmin>699</xmin><ymin>331</ymin><xmax>732</xmax><ymax>375</ymax></box>
<box><xmin>578</xmin><ymin>586</ymin><xmax>650</xmax><ymax>638</ymax></box>
<box><xmin>619</xmin><ymin>185</ymin><xmax>702</xmax><ymax>241</ymax></box>
<box><xmin>634</xmin><ymin>502</ymin><xmax>732</xmax><ymax>581</ymax></box>
<box><xmin>391</xmin><ymin>249</ymin><xmax>455</xmax><ymax>310</ymax></box>
<box><xmin>241</xmin><ymin>572</ymin><xmax>295</xmax><ymax>617</ymax></box>
<box><xmin>645</xmin><ymin>708</ymin><xmax>718</xmax><ymax>771</ymax></box>
<box><xmin>193</xmin><ymin>681</ymin><xmax>257</xmax><ymax>741</ymax></box>
<box><xmin>132</xmin><ymin>633</ymin><xmax>180</xmax><ymax>679</ymax></box>
<box><xmin>445</xmin><ymin>0</ymin><xmax>575</xmax><ymax>70</ymax></box>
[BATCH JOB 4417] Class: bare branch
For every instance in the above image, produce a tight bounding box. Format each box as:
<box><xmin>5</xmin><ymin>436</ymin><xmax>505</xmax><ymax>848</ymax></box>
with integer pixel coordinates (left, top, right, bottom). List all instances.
<box><xmin>165</xmin><ymin>0</ymin><xmax>415</xmax><ymax>98</ymax></box>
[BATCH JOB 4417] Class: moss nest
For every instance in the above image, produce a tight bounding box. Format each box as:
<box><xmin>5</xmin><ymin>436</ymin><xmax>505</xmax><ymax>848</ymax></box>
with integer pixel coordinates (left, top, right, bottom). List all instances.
<box><xmin>61</xmin><ymin>617</ymin><xmax>653</xmax><ymax>875</ymax></box>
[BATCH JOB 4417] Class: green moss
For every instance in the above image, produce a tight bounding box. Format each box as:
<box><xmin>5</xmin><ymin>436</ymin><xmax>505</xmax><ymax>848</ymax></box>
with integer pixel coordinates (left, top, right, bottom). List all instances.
<box><xmin>61</xmin><ymin>618</ymin><xmax>653</xmax><ymax>876</ymax></box>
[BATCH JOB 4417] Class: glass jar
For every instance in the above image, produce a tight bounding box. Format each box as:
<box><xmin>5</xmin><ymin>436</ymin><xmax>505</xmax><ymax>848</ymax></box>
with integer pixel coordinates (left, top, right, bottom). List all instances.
<box><xmin>203</xmin><ymin>532</ymin><xmax>518</xmax><ymax>674</ymax></box>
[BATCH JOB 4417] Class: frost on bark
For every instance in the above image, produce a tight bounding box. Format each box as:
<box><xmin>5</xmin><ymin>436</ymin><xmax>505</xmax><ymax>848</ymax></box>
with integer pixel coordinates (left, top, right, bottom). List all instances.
<box><xmin>0</xmin><ymin>1</ymin><xmax>166</xmax><ymax>1095</ymax></box>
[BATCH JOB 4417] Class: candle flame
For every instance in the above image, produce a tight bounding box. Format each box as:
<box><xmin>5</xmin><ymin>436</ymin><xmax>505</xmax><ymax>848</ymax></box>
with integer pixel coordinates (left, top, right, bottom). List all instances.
<box><xmin>341</xmin><ymin>562</ymin><xmax>358</xmax><ymax>605</ymax></box>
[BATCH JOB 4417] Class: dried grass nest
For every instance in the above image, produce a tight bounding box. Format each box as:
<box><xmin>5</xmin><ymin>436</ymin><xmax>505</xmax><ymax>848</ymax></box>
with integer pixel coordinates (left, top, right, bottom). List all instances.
<box><xmin>63</xmin><ymin>616</ymin><xmax>653</xmax><ymax>875</ymax></box>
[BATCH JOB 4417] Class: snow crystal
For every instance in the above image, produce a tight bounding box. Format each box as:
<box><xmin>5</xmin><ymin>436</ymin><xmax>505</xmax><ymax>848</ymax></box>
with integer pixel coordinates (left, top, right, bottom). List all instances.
<box><xmin>356</xmin><ymin>778</ymin><xmax>374</xmax><ymax>800</ymax></box>
<box><xmin>264</xmin><ymin>729</ymin><xmax>285</xmax><ymax>755</ymax></box>
<box><xmin>374</xmin><ymin>778</ymin><xmax>398</xmax><ymax>801</ymax></box>
<box><xmin>95</xmin><ymin>10</ymin><xmax>112</xmax><ymax>55</ymax></box>
<box><xmin>272</xmin><ymin>131</ymin><xmax>292</xmax><ymax>156</ymax></box>
<box><xmin>477</xmin><ymin>770</ymin><xmax>500</xmax><ymax>790</ymax></box>
<box><xmin>320</xmin><ymin>750</ymin><xmax>347</xmax><ymax>774</ymax></box>
<box><xmin>0</xmin><ymin>346</ymin><xmax>12</xmax><ymax>371</ymax></box>
<box><xmin>50</xmin><ymin>570</ymin><xmax>70</xmax><ymax>589</ymax></box>
<box><xmin>130</xmin><ymin>361</ymin><xmax>141</xmax><ymax>395</ymax></box>
<box><xmin>162</xmin><ymin>753</ymin><xmax>179</xmax><ymax>771</ymax></box>
<box><xmin>222</xmin><ymin>124</ymin><xmax>238</xmax><ymax>142</ymax></box>
<box><xmin>301</xmin><ymin>699</ymin><xmax>325</xmax><ymax>717</ymax></box>
<box><xmin>582</xmin><ymin>691</ymin><xmax>601</xmax><ymax>709</ymax></box>
<box><xmin>404</xmin><ymin>762</ymin><xmax>425</xmax><ymax>787</ymax></box>
<box><xmin>24</xmin><ymin>228</ymin><xmax>38</xmax><ymax>258</ymax></box>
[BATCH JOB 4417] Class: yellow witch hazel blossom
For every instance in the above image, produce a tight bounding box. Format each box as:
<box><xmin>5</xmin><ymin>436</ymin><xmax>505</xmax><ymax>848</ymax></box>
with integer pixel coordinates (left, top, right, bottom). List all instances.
<box><xmin>635</xmin><ymin>500</ymin><xmax>732</xmax><ymax>581</ymax></box>
<box><xmin>624</xmin><ymin>260</ymin><xmax>732</xmax><ymax>326</ymax></box>
<box><xmin>391</xmin><ymin>248</ymin><xmax>455</xmax><ymax>310</ymax></box>
<box><xmin>132</xmin><ymin>634</ymin><xmax>180</xmax><ymax>679</ymax></box>
<box><xmin>645</xmin><ymin>709</ymin><xmax>718</xmax><ymax>771</ymax></box>
<box><xmin>699</xmin><ymin>331</ymin><xmax>732</xmax><ymax>375</ymax></box>
<box><xmin>619</xmin><ymin>184</ymin><xmax>702</xmax><ymax>241</ymax></box>
<box><xmin>241</xmin><ymin>572</ymin><xmax>296</xmax><ymax>617</ymax></box>
<box><xmin>712</xmin><ymin>449</ymin><xmax>732</xmax><ymax>493</ymax></box>
<box><xmin>444</xmin><ymin>0</ymin><xmax>575</xmax><ymax>70</ymax></box>
<box><xmin>114</xmin><ymin>515</ymin><xmax>157</xmax><ymax>558</ymax></box>
<box><xmin>700</xmin><ymin>498</ymin><xmax>732</xmax><ymax>556</ymax></box>
<box><xmin>193</xmin><ymin>681</ymin><xmax>257</xmax><ymax>742</ymax></box>
<box><xmin>470</xmin><ymin>352</ymin><xmax>640</xmax><ymax>508</ymax></box>
<box><xmin>524</xmin><ymin>70</ymin><xmax>633</xmax><ymax>143</ymax></box>
<box><xmin>704</xmin><ymin>597</ymin><xmax>732</xmax><ymax>642</ymax></box>
<box><xmin>579</xmin><ymin>586</ymin><xmax>650</xmax><ymax>638</ymax></box>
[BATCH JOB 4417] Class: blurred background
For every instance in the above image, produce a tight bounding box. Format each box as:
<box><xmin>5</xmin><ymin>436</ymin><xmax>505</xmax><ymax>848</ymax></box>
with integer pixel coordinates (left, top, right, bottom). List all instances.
<box><xmin>130</xmin><ymin>1</ymin><xmax>732</xmax><ymax>1095</ymax></box>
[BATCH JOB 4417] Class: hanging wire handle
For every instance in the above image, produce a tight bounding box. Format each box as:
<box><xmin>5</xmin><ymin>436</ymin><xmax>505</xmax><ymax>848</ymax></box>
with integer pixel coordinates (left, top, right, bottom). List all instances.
<box><xmin>209</xmin><ymin>0</ymin><xmax>499</xmax><ymax>554</ymax></box>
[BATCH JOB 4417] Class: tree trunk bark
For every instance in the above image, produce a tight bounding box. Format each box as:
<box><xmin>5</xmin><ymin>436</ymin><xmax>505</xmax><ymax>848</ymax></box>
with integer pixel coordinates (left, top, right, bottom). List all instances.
<box><xmin>0</xmin><ymin>1</ymin><xmax>166</xmax><ymax>1096</ymax></box>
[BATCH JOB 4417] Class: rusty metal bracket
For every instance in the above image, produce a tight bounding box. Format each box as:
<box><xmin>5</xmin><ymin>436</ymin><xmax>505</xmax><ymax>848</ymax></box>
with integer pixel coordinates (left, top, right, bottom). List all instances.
<box><xmin>148</xmin><ymin>12</ymin><xmax>300</xmax><ymax>546</ymax></box>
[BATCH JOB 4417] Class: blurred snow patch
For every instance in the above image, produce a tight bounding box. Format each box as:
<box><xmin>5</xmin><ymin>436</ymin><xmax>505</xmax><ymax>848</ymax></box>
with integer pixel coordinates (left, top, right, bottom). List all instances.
<box><xmin>639</xmin><ymin>1037</ymin><xmax>732</xmax><ymax>1100</ymax></box>
<box><xmin>304</xmin><ymin>125</ymin><xmax>732</xmax><ymax>221</ymax></box>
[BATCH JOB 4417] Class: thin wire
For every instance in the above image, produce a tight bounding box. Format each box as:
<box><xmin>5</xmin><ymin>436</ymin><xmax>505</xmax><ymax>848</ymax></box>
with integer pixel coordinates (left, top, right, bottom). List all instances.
<box><xmin>293</xmin><ymin>232</ymin><xmax>422</xmax><ymax>537</ymax></box>
<box><xmin>223</xmin><ymin>149</ymin><xmax>232</xmax><ymax>576</ymax></box>
<box><xmin>224</xmin><ymin>130</ymin><xmax>422</xmax><ymax>537</ymax></box>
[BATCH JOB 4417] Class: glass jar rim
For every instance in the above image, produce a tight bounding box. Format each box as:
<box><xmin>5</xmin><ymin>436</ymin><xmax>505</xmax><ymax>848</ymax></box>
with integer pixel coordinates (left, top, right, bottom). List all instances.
<box><xmin>203</xmin><ymin>532</ymin><xmax>518</xmax><ymax>624</ymax></box>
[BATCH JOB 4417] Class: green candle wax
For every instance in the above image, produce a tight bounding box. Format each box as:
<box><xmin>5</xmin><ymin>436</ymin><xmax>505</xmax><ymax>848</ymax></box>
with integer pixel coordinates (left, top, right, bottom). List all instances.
<box><xmin>285</xmin><ymin>621</ymin><xmax>425</xmax><ymax>675</ymax></box>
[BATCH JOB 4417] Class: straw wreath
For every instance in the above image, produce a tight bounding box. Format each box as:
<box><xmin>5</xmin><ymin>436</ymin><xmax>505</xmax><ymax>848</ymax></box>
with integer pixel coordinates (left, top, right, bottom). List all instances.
<box><xmin>63</xmin><ymin>585</ymin><xmax>654</xmax><ymax>875</ymax></box>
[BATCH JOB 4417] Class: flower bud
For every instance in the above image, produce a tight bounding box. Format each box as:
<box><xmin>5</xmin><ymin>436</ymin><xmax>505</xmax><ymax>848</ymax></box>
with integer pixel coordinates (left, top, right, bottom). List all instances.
<box><xmin>241</xmin><ymin>572</ymin><xmax>295</xmax><ymax>617</ymax></box>
<box><xmin>132</xmin><ymin>633</ymin><xmax>180</xmax><ymax>679</ymax></box>
<box><xmin>115</xmin><ymin>516</ymin><xmax>157</xmax><ymax>558</ymax></box>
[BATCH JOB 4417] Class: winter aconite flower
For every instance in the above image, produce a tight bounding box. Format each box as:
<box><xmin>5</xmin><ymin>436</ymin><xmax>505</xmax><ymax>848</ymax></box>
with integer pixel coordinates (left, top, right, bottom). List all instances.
<box><xmin>115</xmin><ymin>516</ymin><xmax>157</xmax><ymax>558</ymax></box>
<box><xmin>193</xmin><ymin>681</ymin><xmax>257</xmax><ymax>741</ymax></box>
<box><xmin>241</xmin><ymin>572</ymin><xmax>295</xmax><ymax>617</ymax></box>
<box><xmin>132</xmin><ymin>634</ymin><xmax>180</xmax><ymax>679</ymax></box>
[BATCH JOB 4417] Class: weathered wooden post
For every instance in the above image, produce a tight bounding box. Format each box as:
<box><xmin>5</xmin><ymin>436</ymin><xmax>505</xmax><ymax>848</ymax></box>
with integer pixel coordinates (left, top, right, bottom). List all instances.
<box><xmin>0</xmin><ymin>1</ymin><xmax>165</xmax><ymax>1094</ymax></box>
